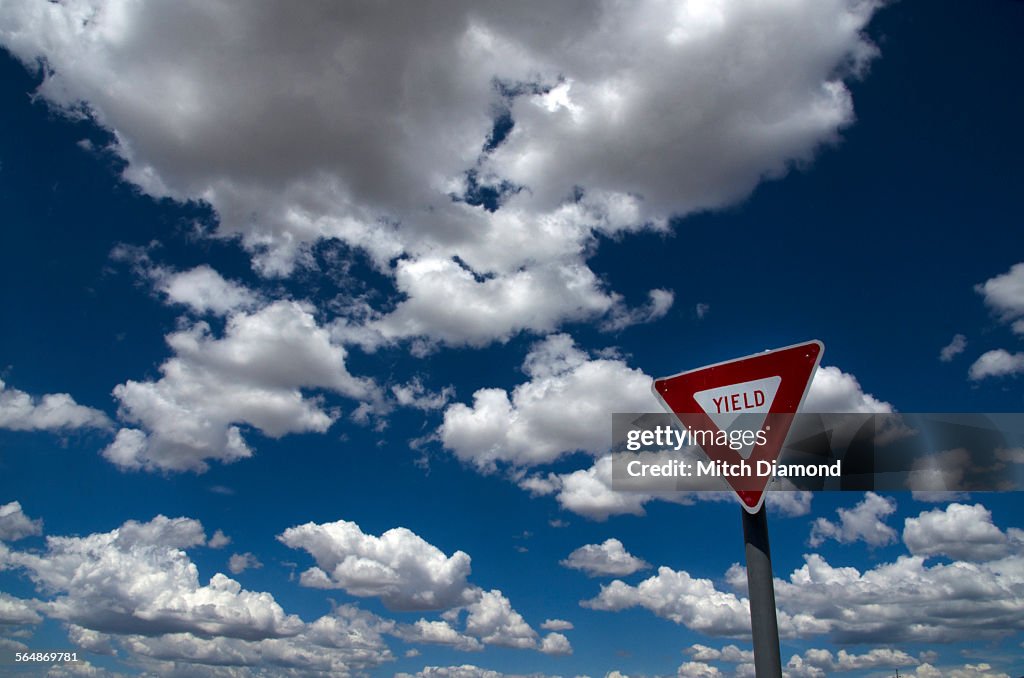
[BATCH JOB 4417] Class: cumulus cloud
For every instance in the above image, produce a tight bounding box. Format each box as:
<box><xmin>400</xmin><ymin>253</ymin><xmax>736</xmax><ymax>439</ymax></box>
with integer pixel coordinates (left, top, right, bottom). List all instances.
<box><xmin>396</xmin><ymin>620</ymin><xmax>483</xmax><ymax>652</ymax></box>
<box><xmin>2</xmin><ymin>515</ymin><xmax>303</xmax><ymax>640</ymax></box>
<box><xmin>104</xmin><ymin>300</ymin><xmax>377</xmax><ymax>472</ymax></box>
<box><xmin>539</xmin><ymin>619</ymin><xmax>573</xmax><ymax>631</ymax></box>
<box><xmin>940</xmin><ymin>334</ymin><xmax>968</xmax><ymax>362</ymax></box>
<box><xmin>538</xmin><ymin>632</ymin><xmax>572</xmax><ymax>655</ymax></box>
<box><xmin>228</xmin><ymin>552</ymin><xmax>263</xmax><ymax>575</ymax></box>
<box><xmin>278</xmin><ymin>519</ymin><xmax>475</xmax><ymax>611</ymax></box>
<box><xmin>903</xmin><ymin>502</ymin><xmax>1022</xmax><ymax>562</ymax></box>
<box><xmin>462</xmin><ymin>589</ymin><xmax>538</xmax><ymax>649</ymax></box>
<box><xmin>0</xmin><ymin>379</ymin><xmax>111</xmax><ymax>432</ymax></box>
<box><xmin>441</xmin><ymin>334</ymin><xmax>659</xmax><ymax>471</ymax></box>
<box><xmin>155</xmin><ymin>265</ymin><xmax>259</xmax><ymax>316</ymax></box>
<box><xmin>768</xmin><ymin>550</ymin><xmax>1024</xmax><ymax>643</ymax></box>
<box><xmin>685</xmin><ymin>644</ymin><xmax>753</xmax><ymax>664</ymax></box>
<box><xmin>976</xmin><ymin>262</ymin><xmax>1024</xmax><ymax>332</ymax></box>
<box><xmin>588</xmin><ymin>502</ymin><xmax>1024</xmax><ymax>645</ymax></box>
<box><xmin>582</xmin><ymin>566</ymin><xmax>751</xmax><ymax>636</ymax></box>
<box><xmin>560</xmin><ymin>538</ymin><xmax>649</xmax><ymax>577</ymax></box>
<box><xmin>0</xmin><ymin>592</ymin><xmax>41</xmax><ymax>626</ymax></box>
<box><xmin>968</xmin><ymin>349</ymin><xmax>1024</xmax><ymax>380</ymax></box>
<box><xmin>396</xmin><ymin>666</ymin><xmax>553</xmax><ymax>678</ymax></box>
<box><xmin>802</xmin><ymin>366</ymin><xmax>893</xmax><ymax>414</ymax></box>
<box><xmin>786</xmin><ymin>647</ymin><xmax>918</xmax><ymax>674</ymax></box>
<box><xmin>0</xmin><ymin>516</ymin><xmax>399</xmax><ymax>674</ymax></box>
<box><xmin>808</xmin><ymin>492</ymin><xmax>898</xmax><ymax>547</ymax></box>
<box><xmin>0</xmin><ymin>501</ymin><xmax>43</xmax><ymax>542</ymax></box>
<box><xmin>0</xmin><ymin>0</ymin><xmax>881</xmax><ymax>347</ymax></box>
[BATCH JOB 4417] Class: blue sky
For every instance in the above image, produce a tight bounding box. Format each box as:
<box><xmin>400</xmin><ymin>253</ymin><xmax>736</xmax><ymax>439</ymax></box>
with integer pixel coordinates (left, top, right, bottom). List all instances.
<box><xmin>1</xmin><ymin>1</ymin><xmax>1023</xmax><ymax>676</ymax></box>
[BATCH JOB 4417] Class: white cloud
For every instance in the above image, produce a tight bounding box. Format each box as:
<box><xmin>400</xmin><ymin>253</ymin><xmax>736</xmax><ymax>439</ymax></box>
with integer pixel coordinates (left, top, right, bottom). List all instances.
<box><xmin>684</xmin><ymin>644</ymin><xmax>753</xmax><ymax>664</ymax></box>
<box><xmin>784</xmin><ymin>646</ymin><xmax>920</xmax><ymax>675</ymax></box>
<box><xmin>539</xmin><ymin>619</ymin><xmax>573</xmax><ymax>631</ymax></box>
<box><xmin>462</xmin><ymin>589</ymin><xmax>538</xmax><ymax>649</ymax></box>
<box><xmin>396</xmin><ymin>666</ymin><xmax>554</xmax><ymax>678</ymax></box>
<box><xmin>397</xmin><ymin>620</ymin><xmax>483</xmax><ymax>652</ymax></box>
<box><xmin>538</xmin><ymin>631</ymin><xmax>572</xmax><ymax>656</ymax></box>
<box><xmin>903</xmin><ymin>503</ymin><xmax>1022</xmax><ymax>562</ymax></box>
<box><xmin>2</xmin><ymin>515</ymin><xmax>303</xmax><ymax>640</ymax></box>
<box><xmin>0</xmin><ymin>501</ymin><xmax>43</xmax><ymax>542</ymax></box>
<box><xmin>278</xmin><ymin>519</ymin><xmax>475</xmax><ymax>611</ymax></box>
<box><xmin>770</xmin><ymin>551</ymin><xmax>1024</xmax><ymax>643</ymax></box>
<box><xmin>601</xmin><ymin>289</ymin><xmax>675</xmax><ymax>332</ymax></box>
<box><xmin>440</xmin><ymin>334</ymin><xmax>659</xmax><ymax>471</ymax></box>
<box><xmin>808</xmin><ymin>492</ymin><xmax>898</xmax><ymax>547</ymax></box>
<box><xmin>0</xmin><ymin>592</ymin><xmax>41</xmax><ymax>626</ymax></box>
<box><xmin>940</xmin><ymin>334</ymin><xmax>968</xmax><ymax>362</ymax></box>
<box><xmin>969</xmin><ymin>349</ymin><xmax>1024</xmax><ymax>380</ymax></box>
<box><xmin>155</xmin><ymin>265</ymin><xmax>259</xmax><ymax>316</ymax></box>
<box><xmin>976</xmin><ymin>262</ymin><xmax>1024</xmax><ymax>331</ymax></box>
<box><xmin>0</xmin><ymin>0</ymin><xmax>881</xmax><ymax>347</ymax></box>
<box><xmin>1</xmin><ymin>516</ymin><xmax>399</xmax><ymax>674</ymax></box>
<box><xmin>582</xmin><ymin>566</ymin><xmax>751</xmax><ymax>636</ymax></box>
<box><xmin>0</xmin><ymin>379</ymin><xmax>111</xmax><ymax>432</ymax></box>
<box><xmin>207</xmin><ymin>529</ymin><xmax>231</xmax><ymax>549</ymax></box>
<box><xmin>908</xmin><ymin>663</ymin><xmax>1010</xmax><ymax>678</ymax></box>
<box><xmin>803</xmin><ymin>366</ymin><xmax>893</xmax><ymax>414</ymax></box>
<box><xmin>392</xmin><ymin>378</ymin><xmax>455</xmax><ymax>411</ymax></box>
<box><xmin>560</xmin><ymin>538</ymin><xmax>649</xmax><ymax>577</ymax></box>
<box><xmin>228</xmin><ymin>552</ymin><xmax>263</xmax><ymax>575</ymax></box>
<box><xmin>676</xmin><ymin>662</ymin><xmax>722</xmax><ymax>678</ymax></box>
<box><xmin>115</xmin><ymin>604</ymin><xmax>395</xmax><ymax>675</ymax></box>
<box><xmin>587</xmin><ymin>501</ymin><xmax>1024</xmax><ymax>645</ymax></box>
<box><xmin>105</xmin><ymin>300</ymin><xmax>377</xmax><ymax>472</ymax></box>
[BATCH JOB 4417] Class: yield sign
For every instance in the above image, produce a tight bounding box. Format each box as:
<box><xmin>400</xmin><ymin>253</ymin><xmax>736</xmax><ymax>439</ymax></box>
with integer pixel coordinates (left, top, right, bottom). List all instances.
<box><xmin>652</xmin><ymin>341</ymin><xmax>824</xmax><ymax>513</ymax></box>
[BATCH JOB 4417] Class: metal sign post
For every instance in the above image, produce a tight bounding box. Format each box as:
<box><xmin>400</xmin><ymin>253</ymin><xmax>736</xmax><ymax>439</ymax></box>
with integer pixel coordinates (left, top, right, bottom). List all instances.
<box><xmin>742</xmin><ymin>505</ymin><xmax>782</xmax><ymax>678</ymax></box>
<box><xmin>651</xmin><ymin>341</ymin><xmax>824</xmax><ymax>676</ymax></box>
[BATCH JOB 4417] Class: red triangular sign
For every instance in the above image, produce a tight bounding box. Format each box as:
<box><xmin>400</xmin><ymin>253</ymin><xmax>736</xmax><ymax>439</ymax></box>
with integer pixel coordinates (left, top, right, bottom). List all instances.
<box><xmin>652</xmin><ymin>341</ymin><xmax>823</xmax><ymax>513</ymax></box>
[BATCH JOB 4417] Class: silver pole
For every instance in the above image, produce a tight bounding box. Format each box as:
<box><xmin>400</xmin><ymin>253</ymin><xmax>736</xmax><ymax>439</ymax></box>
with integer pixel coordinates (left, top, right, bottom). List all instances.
<box><xmin>742</xmin><ymin>505</ymin><xmax>783</xmax><ymax>677</ymax></box>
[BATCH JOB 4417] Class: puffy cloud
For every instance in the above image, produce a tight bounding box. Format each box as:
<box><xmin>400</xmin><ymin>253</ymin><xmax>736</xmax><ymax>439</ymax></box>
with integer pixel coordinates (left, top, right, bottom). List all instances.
<box><xmin>684</xmin><ymin>644</ymin><xmax>753</xmax><ymax>664</ymax></box>
<box><xmin>771</xmin><ymin>551</ymin><xmax>1024</xmax><ymax>643</ymax></box>
<box><xmin>392</xmin><ymin>378</ymin><xmax>455</xmax><ymax>412</ymax></box>
<box><xmin>803</xmin><ymin>366</ymin><xmax>893</xmax><ymax>414</ymax></box>
<box><xmin>277</xmin><ymin>519</ymin><xmax>475</xmax><ymax>611</ymax></box>
<box><xmin>588</xmin><ymin>502</ymin><xmax>1024</xmax><ymax>645</ymax></box>
<box><xmin>0</xmin><ymin>0</ymin><xmax>881</xmax><ymax>347</ymax></box>
<box><xmin>582</xmin><ymin>566</ymin><xmax>751</xmax><ymax>636</ymax></box>
<box><xmin>907</xmin><ymin>663</ymin><xmax>1010</xmax><ymax>678</ymax></box>
<box><xmin>560</xmin><ymin>538</ymin><xmax>649</xmax><ymax>577</ymax></box>
<box><xmin>228</xmin><ymin>552</ymin><xmax>263</xmax><ymax>575</ymax></box>
<box><xmin>0</xmin><ymin>501</ymin><xmax>43</xmax><ymax>541</ymax></box>
<box><xmin>207</xmin><ymin>529</ymin><xmax>231</xmax><ymax>549</ymax></box>
<box><xmin>940</xmin><ymin>334</ymin><xmax>968</xmax><ymax>362</ymax></box>
<box><xmin>396</xmin><ymin>666</ymin><xmax>554</xmax><ymax>678</ymax></box>
<box><xmin>115</xmin><ymin>604</ymin><xmax>395</xmax><ymax>675</ymax></box>
<box><xmin>397</xmin><ymin>620</ymin><xmax>483</xmax><ymax>652</ymax></box>
<box><xmin>2</xmin><ymin>515</ymin><xmax>303</xmax><ymax>640</ymax></box>
<box><xmin>601</xmin><ymin>289</ymin><xmax>675</xmax><ymax>332</ymax></box>
<box><xmin>676</xmin><ymin>662</ymin><xmax>722</xmax><ymax>678</ymax></box>
<box><xmin>808</xmin><ymin>492</ymin><xmax>898</xmax><ymax>547</ymax></box>
<box><xmin>0</xmin><ymin>592</ymin><xmax>41</xmax><ymax>626</ymax></box>
<box><xmin>969</xmin><ymin>349</ymin><xmax>1024</xmax><ymax>380</ymax></box>
<box><xmin>441</xmin><ymin>334</ymin><xmax>659</xmax><ymax>470</ymax></box>
<box><xmin>976</xmin><ymin>262</ymin><xmax>1024</xmax><ymax>332</ymax></box>
<box><xmin>788</xmin><ymin>647</ymin><xmax>918</xmax><ymax>672</ymax></box>
<box><xmin>539</xmin><ymin>619</ymin><xmax>573</xmax><ymax>631</ymax></box>
<box><xmin>105</xmin><ymin>300</ymin><xmax>377</xmax><ymax>472</ymax></box>
<box><xmin>2</xmin><ymin>516</ymin><xmax>398</xmax><ymax>674</ymax></box>
<box><xmin>903</xmin><ymin>502</ymin><xmax>1022</xmax><ymax>562</ymax></box>
<box><xmin>538</xmin><ymin>631</ymin><xmax>572</xmax><ymax>656</ymax></box>
<box><xmin>0</xmin><ymin>379</ymin><xmax>111</xmax><ymax>432</ymax></box>
<box><xmin>155</xmin><ymin>265</ymin><xmax>259</xmax><ymax>316</ymax></box>
<box><xmin>462</xmin><ymin>589</ymin><xmax>538</xmax><ymax>649</ymax></box>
